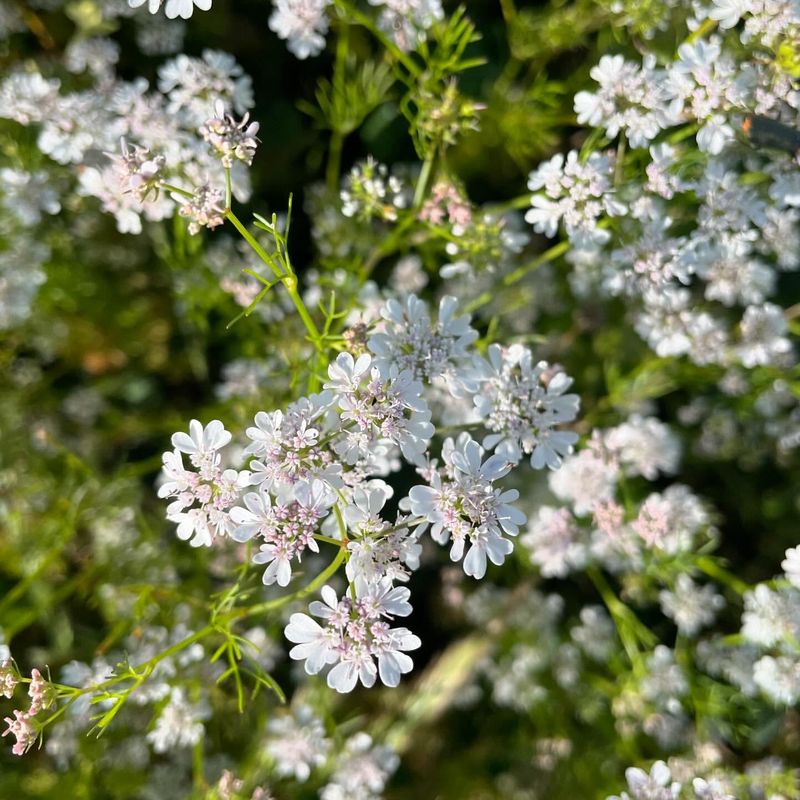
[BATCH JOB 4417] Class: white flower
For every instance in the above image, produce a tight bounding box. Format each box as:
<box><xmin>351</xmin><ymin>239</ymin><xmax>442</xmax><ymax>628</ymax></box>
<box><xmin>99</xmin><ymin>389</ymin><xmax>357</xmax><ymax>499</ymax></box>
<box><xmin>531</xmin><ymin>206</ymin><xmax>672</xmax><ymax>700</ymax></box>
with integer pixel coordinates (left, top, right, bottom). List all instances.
<box><xmin>471</xmin><ymin>344</ymin><xmax>580</xmax><ymax>469</ymax></box>
<box><xmin>344</xmin><ymin>487</ymin><xmax>422</xmax><ymax>587</ymax></box>
<box><xmin>741</xmin><ymin>584</ymin><xmax>800</xmax><ymax>647</ymax></box>
<box><xmin>199</xmin><ymin>101</ymin><xmax>260</xmax><ymax>168</ymax></box>
<box><xmin>737</xmin><ymin>303</ymin><xmax>792</xmax><ymax>368</ymax></box>
<box><xmin>128</xmin><ymin>0</ymin><xmax>164</xmax><ymax>13</ymax></box>
<box><xmin>172</xmin><ymin>419</ymin><xmax>231</xmax><ymax>462</ymax></box>
<box><xmin>266</xmin><ymin>705</ymin><xmax>330</xmax><ymax>782</ymax></box>
<box><xmin>269</xmin><ymin>0</ymin><xmax>331</xmax><ymax>59</ymax></box>
<box><xmin>607</xmin><ymin>760</ymin><xmax>680</xmax><ymax>800</ymax></box>
<box><xmin>782</xmin><ymin>546</ymin><xmax>800</xmax><ymax>587</ymax></box>
<box><xmin>146</xmin><ymin>688</ymin><xmax>207</xmax><ymax>753</ymax></box>
<box><xmin>549</xmin><ymin>442</ymin><xmax>619</xmax><ymax>516</ymax></box>
<box><xmin>659</xmin><ymin>574</ymin><xmax>725</xmax><ymax>636</ymax></box>
<box><xmin>324</xmin><ymin>352</ymin><xmax>434</xmax><ymax>466</ymax></box>
<box><xmin>246</xmin><ymin>398</ymin><xmax>343</xmax><ymax>494</ymax></box>
<box><xmin>340</xmin><ymin>157</ymin><xmax>408</xmax><ymax>221</ymax></box>
<box><xmin>603</xmin><ymin>416</ymin><xmax>680</xmax><ymax>479</ymax></box>
<box><xmin>320</xmin><ymin>732</ymin><xmax>399</xmax><ymax>800</ymax></box>
<box><xmin>230</xmin><ymin>480</ymin><xmax>333</xmax><ymax>586</ymax></box>
<box><xmin>522</xmin><ymin>506</ymin><xmax>587</xmax><ymax>578</ymax></box>
<box><xmin>367</xmin><ymin>294</ymin><xmax>478</xmax><ymax>391</ymax></box>
<box><xmin>160</xmin><ymin>420</ymin><xmax>248</xmax><ymax>547</ymax></box>
<box><xmin>692</xmin><ymin>777</ymin><xmax>735</xmax><ymax>800</ymax></box>
<box><xmin>284</xmin><ymin>582</ymin><xmax>421</xmax><ymax>692</ymax></box>
<box><xmin>574</xmin><ymin>54</ymin><xmax>680</xmax><ymax>148</ymax></box>
<box><xmin>177</xmin><ymin>182</ymin><xmax>226</xmax><ymax>235</ymax></box>
<box><xmin>707</xmin><ymin>0</ymin><xmax>750</xmax><ymax>29</ymax></box>
<box><xmin>165</xmin><ymin>0</ymin><xmax>212</xmax><ymax>18</ymax></box>
<box><xmin>128</xmin><ymin>0</ymin><xmax>212</xmax><ymax>17</ymax></box>
<box><xmin>526</xmin><ymin>150</ymin><xmax>626</xmax><ymax>245</ymax></box>
<box><xmin>407</xmin><ymin>433</ymin><xmax>525</xmax><ymax>579</ymax></box>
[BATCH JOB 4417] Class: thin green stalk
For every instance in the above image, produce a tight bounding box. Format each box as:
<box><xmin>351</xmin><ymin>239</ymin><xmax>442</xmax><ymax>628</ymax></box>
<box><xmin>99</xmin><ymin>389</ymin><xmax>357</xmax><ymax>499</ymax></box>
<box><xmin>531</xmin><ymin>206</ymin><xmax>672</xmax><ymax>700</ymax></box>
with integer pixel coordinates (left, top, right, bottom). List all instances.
<box><xmin>685</xmin><ymin>18</ymin><xmax>716</xmax><ymax>45</ymax></box>
<box><xmin>226</xmin><ymin>210</ymin><xmax>322</xmax><ymax>346</ymax></box>
<box><xmin>696</xmin><ymin>556</ymin><xmax>751</xmax><ymax>596</ymax></box>
<box><xmin>314</xmin><ymin>533</ymin><xmax>345</xmax><ymax>547</ymax></box>
<box><xmin>501</xmin><ymin>240</ymin><xmax>570</xmax><ymax>286</ymax></box>
<box><xmin>413</xmin><ymin>149</ymin><xmax>436</xmax><ymax>209</ymax></box>
<box><xmin>160</xmin><ymin>181</ymin><xmax>194</xmax><ymax>199</ymax></box>
<box><xmin>225</xmin><ymin>210</ymin><xmax>284</xmax><ymax>280</ymax></box>
<box><xmin>464</xmin><ymin>240</ymin><xmax>570</xmax><ymax>314</ymax></box>
<box><xmin>335</xmin><ymin>0</ymin><xmax>421</xmax><ymax>78</ymax></box>
<box><xmin>587</xmin><ymin>567</ymin><xmax>656</xmax><ymax>666</ymax></box>
<box><xmin>236</xmin><ymin>548</ymin><xmax>347</xmax><ymax>621</ymax></box>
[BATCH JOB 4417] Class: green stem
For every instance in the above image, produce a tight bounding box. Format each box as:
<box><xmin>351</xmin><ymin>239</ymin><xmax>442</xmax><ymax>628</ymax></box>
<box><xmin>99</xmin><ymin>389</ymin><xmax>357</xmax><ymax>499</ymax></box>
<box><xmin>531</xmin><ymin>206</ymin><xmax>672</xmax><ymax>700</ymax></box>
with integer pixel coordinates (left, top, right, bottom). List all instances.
<box><xmin>486</xmin><ymin>192</ymin><xmax>534</xmax><ymax>214</ymax></box>
<box><xmin>226</xmin><ymin>210</ymin><xmax>322</xmax><ymax>346</ymax></box>
<box><xmin>314</xmin><ymin>534</ymin><xmax>345</xmax><ymax>547</ymax></box>
<box><xmin>501</xmin><ymin>240</ymin><xmax>570</xmax><ymax>286</ymax></box>
<box><xmin>587</xmin><ymin>567</ymin><xmax>656</xmax><ymax>665</ymax></box>
<box><xmin>413</xmin><ymin>149</ymin><xmax>436</xmax><ymax>209</ymax></box>
<box><xmin>464</xmin><ymin>240</ymin><xmax>570</xmax><ymax>314</ymax></box>
<box><xmin>695</xmin><ymin>556</ymin><xmax>751</xmax><ymax>596</ymax></box>
<box><xmin>41</xmin><ymin>624</ymin><xmax>216</xmax><ymax>728</ymax></box>
<box><xmin>225</xmin><ymin>210</ymin><xmax>284</xmax><ymax>280</ymax></box>
<box><xmin>224</xmin><ymin>167</ymin><xmax>232</xmax><ymax>211</ymax></box>
<box><xmin>236</xmin><ymin>548</ymin><xmax>347</xmax><ymax>621</ymax></box>
<box><xmin>160</xmin><ymin>181</ymin><xmax>194</xmax><ymax>200</ymax></box>
<box><xmin>684</xmin><ymin>18</ymin><xmax>716</xmax><ymax>45</ymax></box>
<box><xmin>335</xmin><ymin>0</ymin><xmax>421</xmax><ymax>78</ymax></box>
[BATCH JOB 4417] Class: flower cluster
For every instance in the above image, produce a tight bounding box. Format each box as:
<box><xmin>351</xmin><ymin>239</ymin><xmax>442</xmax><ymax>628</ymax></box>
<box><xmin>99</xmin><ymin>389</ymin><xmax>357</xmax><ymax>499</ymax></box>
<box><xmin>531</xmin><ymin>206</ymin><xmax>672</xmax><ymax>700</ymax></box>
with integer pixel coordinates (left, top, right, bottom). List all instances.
<box><xmin>128</xmin><ymin>0</ymin><xmax>212</xmax><ymax>21</ymax></box>
<box><xmin>549</xmin><ymin>3</ymin><xmax>800</xmax><ymax>370</ymax></box>
<box><xmin>340</xmin><ymin>158</ymin><xmax>409</xmax><ymax>222</ymax></box>
<box><xmin>324</xmin><ymin>351</ymin><xmax>434</xmax><ymax>466</ymax></box>
<box><xmin>471</xmin><ymin>344</ymin><xmax>580</xmax><ymax>469</ymax></box>
<box><xmin>113</xmin><ymin>138</ymin><xmax>167</xmax><ymax>203</ymax></box>
<box><xmin>2</xmin><ymin>662</ymin><xmax>53</xmax><ymax>757</ymax></box>
<box><xmin>231</xmin><ymin>480</ymin><xmax>334</xmax><ymax>586</ymax></box>
<box><xmin>153</xmin><ymin>294</ymin><xmax>578</xmax><ymax>690</ymax></box>
<box><xmin>408</xmin><ymin>433</ymin><xmax>525</xmax><ymax>579</ymax></box>
<box><xmin>159</xmin><ymin>419</ymin><xmax>249</xmax><ymax>547</ymax></box>
<box><xmin>199</xmin><ymin>101</ymin><xmax>260</xmax><ymax>168</ymax></box>
<box><xmin>526</xmin><ymin>150</ymin><xmax>626</xmax><ymax>245</ymax></box>
<box><xmin>269</xmin><ymin>0</ymin><xmax>332</xmax><ymax>60</ymax></box>
<box><xmin>0</xmin><ymin>48</ymin><xmax>254</xmax><ymax>236</ymax></box>
<box><xmin>285</xmin><ymin>582</ymin><xmax>421</xmax><ymax>692</ymax></box>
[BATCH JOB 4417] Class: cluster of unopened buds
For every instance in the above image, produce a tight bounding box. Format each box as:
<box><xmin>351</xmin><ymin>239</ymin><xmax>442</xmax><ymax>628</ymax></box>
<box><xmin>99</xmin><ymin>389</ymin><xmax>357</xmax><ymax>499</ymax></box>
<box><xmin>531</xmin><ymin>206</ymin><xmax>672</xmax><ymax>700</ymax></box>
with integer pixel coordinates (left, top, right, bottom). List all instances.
<box><xmin>114</xmin><ymin>138</ymin><xmax>166</xmax><ymax>203</ymax></box>
<box><xmin>199</xmin><ymin>101</ymin><xmax>260</xmax><ymax>168</ymax></box>
<box><xmin>1</xmin><ymin>659</ymin><xmax>53</xmax><ymax>756</ymax></box>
